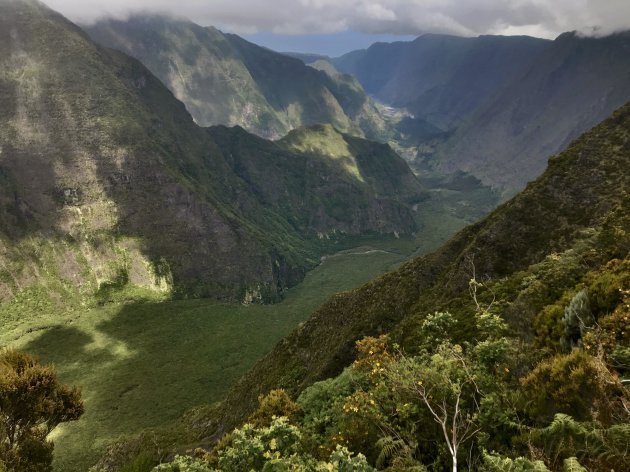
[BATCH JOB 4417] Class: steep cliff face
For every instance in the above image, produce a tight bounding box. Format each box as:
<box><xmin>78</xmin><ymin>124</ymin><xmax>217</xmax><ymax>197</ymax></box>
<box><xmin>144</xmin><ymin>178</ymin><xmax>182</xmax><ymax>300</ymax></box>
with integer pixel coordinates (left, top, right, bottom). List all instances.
<box><xmin>335</xmin><ymin>34</ymin><xmax>549</xmax><ymax>131</ymax></box>
<box><xmin>85</xmin><ymin>15</ymin><xmax>389</xmax><ymax>140</ymax></box>
<box><xmin>0</xmin><ymin>0</ymin><xmax>422</xmax><ymax>311</ymax></box>
<box><xmin>0</xmin><ymin>0</ymin><xmax>279</xmax><ymax>305</ymax></box>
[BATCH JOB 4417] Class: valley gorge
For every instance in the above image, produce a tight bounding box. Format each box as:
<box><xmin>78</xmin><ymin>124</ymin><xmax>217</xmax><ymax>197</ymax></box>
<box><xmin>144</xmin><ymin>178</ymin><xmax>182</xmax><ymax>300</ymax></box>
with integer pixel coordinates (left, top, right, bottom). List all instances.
<box><xmin>0</xmin><ymin>1</ymin><xmax>628</xmax><ymax>471</ymax></box>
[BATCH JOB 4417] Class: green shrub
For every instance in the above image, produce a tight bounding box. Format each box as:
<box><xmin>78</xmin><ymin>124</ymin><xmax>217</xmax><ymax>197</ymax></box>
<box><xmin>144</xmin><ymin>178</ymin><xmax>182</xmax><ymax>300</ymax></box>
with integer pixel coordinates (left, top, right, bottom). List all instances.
<box><xmin>520</xmin><ymin>351</ymin><xmax>604</xmax><ymax>422</ymax></box>
<box><xmin>480</xmin><ymin>451</ymin><xmax>549</xmax><ymax>471</ymax></box>
<box><xmin>0</xmin><ymin>350</ymin><xmax>83</xmax><ymax>472</ymax></box>
<box><xmin>122</xmin><ymin>451</ymin><xmax>156</xmax><ymax>472</ymax></box>
<box><xmin>297</xmin><ymin>368</ymin><xmax>377</xmax><ymax>460</ymax></box>
<box><xmin>561</xmin><ymin>290</ymin><xmax>594</xmax><ymax>350</ymax></box>
<box><xmin>152</xmin><ymin>455</ymin><xmax>212</xmax><ymax>472</ymax></box>
<box><xmin>528</xmin><ymin>415</ymin><xmax>630</xmax><ymax>471</ymax></box>
<box><xmin>562</xmin><ymin>457</ymin><xmax>587</xmax><ymax>472</ymax></box>
<box><xmin>217</xmin><ymin>417</ymin><xmax>302</xmax><ymax>472</ymax></box>
<box><xmin>247</xmin><ymin>389</ymin><xmax>301</xmax><ymax>428</ymax></box>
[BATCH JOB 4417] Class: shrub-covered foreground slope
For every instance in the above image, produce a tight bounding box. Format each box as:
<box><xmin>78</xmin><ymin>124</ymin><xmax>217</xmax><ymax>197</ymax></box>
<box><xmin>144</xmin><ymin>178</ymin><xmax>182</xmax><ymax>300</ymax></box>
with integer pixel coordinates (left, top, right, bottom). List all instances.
<box><xmin>0</xmin><ymin>0</ymin><xmax>422</xmax><ymax>312</ymax></box>
<box><xmin>146</xmin><ymin>100</ymin><xmax>629</xmax><ymax>460</ymax></box>
<box><xmin>85</xmin><ymin>15</ymin><xmax>390</xmax><ymax>140</ymax></box>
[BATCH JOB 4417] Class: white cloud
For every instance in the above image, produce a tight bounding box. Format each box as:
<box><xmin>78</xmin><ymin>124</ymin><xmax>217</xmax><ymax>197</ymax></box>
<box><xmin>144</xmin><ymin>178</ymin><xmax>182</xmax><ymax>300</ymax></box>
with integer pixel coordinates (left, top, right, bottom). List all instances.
<box><xmin>43</xmin><ymin>0</ymin><xmax>630</xmax><ymax>38</ymax></box>
<box><xmin>361</xmin><ymin>3</ymin><xmax>397</xmax><ymax>22</ymax></box>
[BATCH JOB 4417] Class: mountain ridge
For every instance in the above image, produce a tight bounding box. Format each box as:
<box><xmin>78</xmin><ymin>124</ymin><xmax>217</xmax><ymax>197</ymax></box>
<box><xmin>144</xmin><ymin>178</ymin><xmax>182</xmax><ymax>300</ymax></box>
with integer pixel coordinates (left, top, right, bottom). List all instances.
<box><xmin>85</xmin><ymin>15</ymin><xmax>390</xmax><ymax>140</ymax></box>
<box><xmin>333</xmin><ymin>31</ymin><xmax>630</xmax><ymax>193</ymax></box>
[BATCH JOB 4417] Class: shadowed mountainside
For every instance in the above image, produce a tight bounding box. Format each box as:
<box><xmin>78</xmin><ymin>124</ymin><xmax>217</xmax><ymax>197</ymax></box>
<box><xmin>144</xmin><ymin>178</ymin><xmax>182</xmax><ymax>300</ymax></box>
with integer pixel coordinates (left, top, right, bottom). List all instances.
<box><xmin>0</xmin><ymin>0</ymin><xmax>422</xmax><ymax>312</ymax></box>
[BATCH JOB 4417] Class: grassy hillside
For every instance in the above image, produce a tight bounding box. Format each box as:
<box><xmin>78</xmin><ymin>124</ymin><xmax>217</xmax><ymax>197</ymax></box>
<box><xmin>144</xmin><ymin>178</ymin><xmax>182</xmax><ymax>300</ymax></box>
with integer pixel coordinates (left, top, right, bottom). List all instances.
<box><xmin>85</xmin><ymin>16</ymin><xmax>390</xmax><ymax>140</ymax></box>
<box><xmin>0</xmin><ymin>0</ymin><xmax>423</xmax><ymax>313</ymax></box>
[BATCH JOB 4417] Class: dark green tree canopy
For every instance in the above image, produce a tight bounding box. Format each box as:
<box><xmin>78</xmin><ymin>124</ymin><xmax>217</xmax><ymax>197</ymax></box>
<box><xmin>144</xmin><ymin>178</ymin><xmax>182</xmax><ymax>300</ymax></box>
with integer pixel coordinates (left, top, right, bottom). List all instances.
<box><xmin>0</xmin><ymin>350</ymin><xmax>83</xmax><ymax>472</ymax></box>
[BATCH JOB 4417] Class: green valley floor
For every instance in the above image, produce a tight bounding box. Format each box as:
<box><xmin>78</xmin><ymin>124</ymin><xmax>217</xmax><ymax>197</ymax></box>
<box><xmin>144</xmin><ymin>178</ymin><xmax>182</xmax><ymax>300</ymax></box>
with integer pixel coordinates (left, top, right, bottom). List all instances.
<box><xmin>0</xmin><ymin>183</ymin><xmax>491</xmax><ymax>471</ymax></box>
<box><xmin>2</xmin><ymin>245</ymin><xmax>406</xmax><ymax>470</ymax></box>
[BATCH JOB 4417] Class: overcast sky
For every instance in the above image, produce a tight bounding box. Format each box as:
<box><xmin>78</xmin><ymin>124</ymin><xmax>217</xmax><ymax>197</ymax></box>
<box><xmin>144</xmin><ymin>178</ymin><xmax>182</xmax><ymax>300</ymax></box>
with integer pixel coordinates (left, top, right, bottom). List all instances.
<box><xmin>45</xmin><ymin>0</ymin><xmax>630</xmax><ymax>56</ymax></box>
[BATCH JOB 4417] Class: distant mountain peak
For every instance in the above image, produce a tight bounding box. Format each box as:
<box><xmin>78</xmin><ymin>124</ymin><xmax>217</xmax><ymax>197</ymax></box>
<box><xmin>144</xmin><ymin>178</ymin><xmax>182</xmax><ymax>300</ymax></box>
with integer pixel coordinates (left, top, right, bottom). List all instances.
<box><xmin>334</xmin><ymin>30</ymin><xmax>630</xmax><ymax>194</ymax></box>
<box><xmin>85</xmin><ymin>15</ymin><xmax>391</xmax><ymax>141</ymax></box>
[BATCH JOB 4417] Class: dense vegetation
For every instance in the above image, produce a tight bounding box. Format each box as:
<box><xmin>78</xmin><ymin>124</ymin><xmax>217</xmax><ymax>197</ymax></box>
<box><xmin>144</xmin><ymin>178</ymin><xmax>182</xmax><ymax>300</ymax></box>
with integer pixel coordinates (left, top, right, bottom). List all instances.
<box><xmin>94</xmin><ymin>100</ymin><xmax>630</xmax><ymax>470</ymax></box>
<box><xmin>145</xmin><ymin>292</ymin><xmax>627</xmax><ymax>471</ymax></box>
<box><xmin>92</xmin><ymin>259</ymin><xmax>629</xmax><ymax>471</ymax></box>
